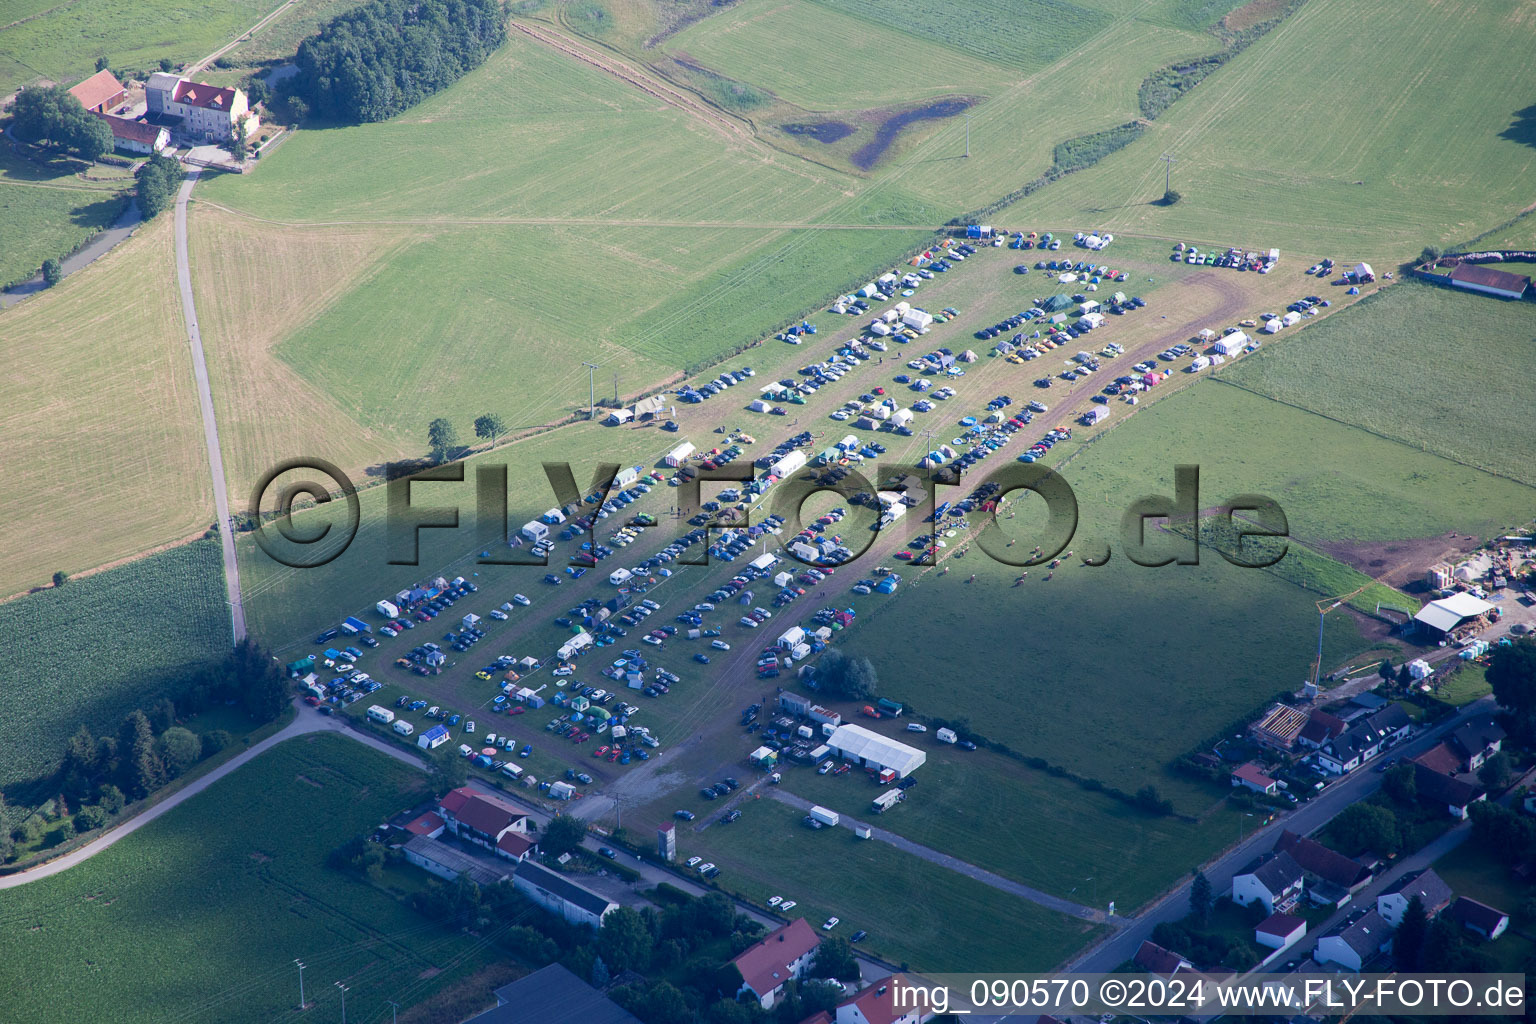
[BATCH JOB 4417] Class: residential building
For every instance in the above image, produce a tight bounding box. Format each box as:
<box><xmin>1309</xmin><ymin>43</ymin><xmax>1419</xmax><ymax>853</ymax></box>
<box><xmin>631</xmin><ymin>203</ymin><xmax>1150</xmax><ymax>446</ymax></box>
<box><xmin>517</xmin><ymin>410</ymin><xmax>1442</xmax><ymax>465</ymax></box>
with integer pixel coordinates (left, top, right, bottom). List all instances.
<box><xmin>1276</xmin><ymin>830</ymin><xmax>1371</xmax><ymax>904</ymax></box>
<box><xmin>1134</xmin><ymin>940</ymin><xmax>1193</xmax><ymax>977</ymax></box>
<box><xmin>1254</xmin><ymin>912</ymin><xmax>1306</xmax><ymax>950</ymax></box>
<box><xmin>96</xmin><ymin>114</ymin><xmax>170</xmax><ymax>154</ymax></box>
<box><xmin>1316</xmin><ymin>705</ymin><xmax>1411</xmax><ymax>775</ymax></box>
<box><xmin>68</xmin><ymin>70</ymin><xmax>126</xmax><ymax>113</ymax></box>
<box><xmin>513</xmin><ymin>860</ymin><xmax>618</xmax><ymax>929</ymax></box>
<box><xmin>145</xmin><ymin>71</ymin><xmax>259</xmax><ymax>143</ymax></box>
<box><xmin>1251</xmin><ymin>703</ymin><xmax>1310</xmax><ymax>750</ymax></box>
<box><xmin>1376</xmin><ymin>869</ymin><xmax>1452</xmax><ymax>927</ymax></box>
<box><xmin>834</xmin><ymin>979</ymin><xmax>936</xmax><ymax>1024</ymax></box>
<box><xmin>402</xmin><ymin>811</ymin><xmax>445</xmax><ymax>839</ymax></box>
<box><xmin>1444</xmin><ymin>897</ymin><xmax>1509</xmax><ymax>940</ymax></box>
<box><xmin>437</xmin><ymin>786</ymin><xmax>530</xmax><ymax>855</ymax></box>
<box><xmin>1231</xmin><ymin>762</ymin><xmax>1278</xmax><ymax>795</ymax></box>
<box><xmin>1448</xmin><ymin>716</ymin><xmax>1506</xmax><ymax>771</ymax></box>
<box><xmin>1412</xmin><ymin>759</ymin><xmax>1484</xmax><ymax>818</ymax></box>
<box><xmin>1296</xmin><ymin>709</ymin><xmax>1348</xmax><ymax>750</ymax></box>
<box><xmin>1232</xmin><ymin>851</ymin><xmax>1304</xmax><ymax>913</ymax></box>
<box><xmin>463</xmin><ymin>963</ymin><xmax>641</xmax><ymax>1024</ymax></box>
<box><xmin>1315</xmin><ymin>910</ymin><xmax>1393</xmax><ymax>971</ymax></box>
<box><xmin>733</xmin><ymin>918</ymin><xmax>820</xmax><ymax>1009</ymax></box>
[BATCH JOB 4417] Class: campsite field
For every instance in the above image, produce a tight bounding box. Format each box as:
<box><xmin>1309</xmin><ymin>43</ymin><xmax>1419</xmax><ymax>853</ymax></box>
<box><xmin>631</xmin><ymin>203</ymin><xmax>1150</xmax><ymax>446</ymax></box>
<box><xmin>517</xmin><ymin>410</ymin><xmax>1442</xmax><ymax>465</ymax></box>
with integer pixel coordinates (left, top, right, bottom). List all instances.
<box><xmin>784</xmin><ymin>742</ymin><xmax>1245</xmax><ymax>911</ymax></box>
<box><xmin>1217</xmin><ymin>279</ymin><xmax>1536</xmax><ymax>486</ymax></box>
<box><xmin>0</xmin><ymin>734</ymin><xmax>511</xmax><ymax>1024</ymax></box>
<box><xmin>675</xmin><ymin>797</ymin><xmax>1105</xmax><ymax>971</ymax></box>
<box><xmin>0</xmin><ymin>216</ymin><xmax>214</xmax><ymax>595</ymax></box>
<box><xmin>0</xmin><ymin>143</ymin><xmax>131</xmax><ymax>288</ymax></box>
<box><xmin>0</xmin><ymin>0</ymin><xmax>278</xmax><ymax>97</ymax></box>
<box><xmin>992</xmin><ymin>0</ymin><xmax>1536</xmax><ymax>258</ymax></box>
<box><xmin>0</xmin><ymin>540</ymin><xmax>230</xmax><ymax>791</ymax></box>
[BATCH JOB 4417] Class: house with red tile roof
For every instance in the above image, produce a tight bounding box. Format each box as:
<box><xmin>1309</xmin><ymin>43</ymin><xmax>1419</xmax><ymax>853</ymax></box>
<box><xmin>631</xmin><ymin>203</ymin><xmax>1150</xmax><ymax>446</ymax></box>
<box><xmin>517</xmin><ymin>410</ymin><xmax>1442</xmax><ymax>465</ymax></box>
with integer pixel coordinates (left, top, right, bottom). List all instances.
<box><xmin>437</xmin><ymin>787</ymin><xmax>531</xmax><ymax>857</ymax></box>
<box><xmin>732</xmin><ymin>918</ymin><xmax>820</xmax><ymax>1008</ymax></box>
<box><xmin>94</xmin><ymin>114</ymin><xmax>170</xmax><ymax>155</ymax></box>
<box><xmin>1231</xmin><ymin>762</ymin><xmax>1278</xmax><ymax>795</ymax></box>
<box><xmin>834</xmin><ymin>980</ymin><xmax>937</xmax><ymax>1024</ymax></box>
<box><xmin>145</xmin><ymin>71</ymin><xmax>258</xmax><ymax>143</ymax></box>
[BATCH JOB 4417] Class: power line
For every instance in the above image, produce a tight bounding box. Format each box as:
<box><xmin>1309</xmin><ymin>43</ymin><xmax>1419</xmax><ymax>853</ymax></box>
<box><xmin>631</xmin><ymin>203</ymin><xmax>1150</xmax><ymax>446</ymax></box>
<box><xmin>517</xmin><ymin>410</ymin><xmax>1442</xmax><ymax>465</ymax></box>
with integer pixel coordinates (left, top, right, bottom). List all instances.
<box><xmin>1161</xmin><ymin>152</ymin><xmax>1176</xmax><ymax>196</ymax></box>
<box><xmin>582</xmin><ymin>362</ymin><xmax>601</xmax><ymax>421</ymax></box>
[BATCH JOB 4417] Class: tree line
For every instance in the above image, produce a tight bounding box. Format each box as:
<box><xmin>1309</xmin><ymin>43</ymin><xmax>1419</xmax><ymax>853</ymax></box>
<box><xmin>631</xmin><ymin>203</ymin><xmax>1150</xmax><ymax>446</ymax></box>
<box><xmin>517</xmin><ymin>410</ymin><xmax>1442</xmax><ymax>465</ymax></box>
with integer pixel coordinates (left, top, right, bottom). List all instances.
<box><xmin>288</xmin><ymin>0</ymin><xmax>507</xmax><ymax>123</ymax></box>
<box><xmin>0</xmin><ymin>639</ymin><xmax>288</xmax><ymax>864</ymax></box>
<box><xmin>10</xmin><ymin>85</ymin><xmax>113</xmax><ymax>161</ymax></box>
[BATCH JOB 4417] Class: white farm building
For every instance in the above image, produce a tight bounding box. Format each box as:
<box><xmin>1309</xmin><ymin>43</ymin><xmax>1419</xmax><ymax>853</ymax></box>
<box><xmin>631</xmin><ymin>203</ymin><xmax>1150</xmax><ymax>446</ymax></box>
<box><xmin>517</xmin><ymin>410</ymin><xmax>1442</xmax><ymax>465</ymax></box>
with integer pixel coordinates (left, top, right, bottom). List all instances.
<box><xmin>825</xmin><ymin>724</ymin><xmax>926</xmax><ymax>778</ymax></box>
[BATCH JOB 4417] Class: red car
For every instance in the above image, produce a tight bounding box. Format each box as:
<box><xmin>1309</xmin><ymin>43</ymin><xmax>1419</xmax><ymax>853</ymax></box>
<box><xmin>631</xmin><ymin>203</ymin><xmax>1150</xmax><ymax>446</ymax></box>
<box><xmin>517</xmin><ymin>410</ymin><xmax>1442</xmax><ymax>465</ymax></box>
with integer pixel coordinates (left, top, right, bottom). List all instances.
<box><xmin>607</xmin><ymin>749</ymin><xmax>621</xmax><ymax>762</ymax></box>
<box><xmin>594</xmin><ymin>745</ymin><xmax>610</xmax><ymax>757</ymax></box>
<box><xmin>303</xmin><ymin>695</ymin><xmax>321</xmax><ymax>707</ymax></box>
<box><xmin>507</xmin><ymin>706</ymin><xmax>526</xmax><ymax>716</ymax></box>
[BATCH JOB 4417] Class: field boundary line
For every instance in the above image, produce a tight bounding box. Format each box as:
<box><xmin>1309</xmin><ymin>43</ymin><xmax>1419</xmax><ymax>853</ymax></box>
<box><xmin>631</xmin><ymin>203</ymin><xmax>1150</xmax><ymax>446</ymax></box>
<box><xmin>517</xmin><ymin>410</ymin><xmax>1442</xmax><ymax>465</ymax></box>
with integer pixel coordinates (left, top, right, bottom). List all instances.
<box><xmin>187</xmin><ymin>0</ymin><xmax>299</xmax><ymax>75</ymax></box>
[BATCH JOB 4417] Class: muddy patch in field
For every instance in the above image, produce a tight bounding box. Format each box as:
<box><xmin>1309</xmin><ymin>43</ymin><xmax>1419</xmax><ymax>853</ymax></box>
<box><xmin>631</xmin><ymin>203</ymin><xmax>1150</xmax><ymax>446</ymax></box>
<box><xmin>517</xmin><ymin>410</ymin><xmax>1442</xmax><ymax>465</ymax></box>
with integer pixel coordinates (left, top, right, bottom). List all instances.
<box><xmin>850</xmin><ymin>97</ymin><xmax>974</xmax><ymax>170</ymax></box>
<box><xmin>295</xmin><ymin>774</ymin><xmax>323</xmax><ymax>788</ymax></box>
<box><xmin>1310</xmin><ymin>532</ymin><xmax>1484</xmax><ymax>591</ymax></box>
<box><xmin>780</xmin><ymin>121</ymin><xmax>855</xmax><ymax>144</ymax></box>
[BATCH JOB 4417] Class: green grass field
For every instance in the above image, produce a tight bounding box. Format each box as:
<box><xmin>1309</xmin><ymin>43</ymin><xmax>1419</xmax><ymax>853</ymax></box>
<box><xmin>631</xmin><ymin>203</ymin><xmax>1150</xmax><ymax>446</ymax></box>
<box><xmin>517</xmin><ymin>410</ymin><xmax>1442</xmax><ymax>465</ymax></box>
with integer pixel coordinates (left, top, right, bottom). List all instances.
<box><xmin>679</xmin><ymin>797</ymin><xmax>1105</xmax><ymax>970</ymax></box>
<box><xmin>1064</xmin><ymin>378</ymin><xmax>1536</xmax><ymax>544</ymax></box>
<box><xmin>993</xmin><ymin>0</ymin><xmax>1536</xmax><ymax>258</ymax></box>
<box><xmin>785</xmin><ymin>742</ymin><xmax>1245</xmax><ymax>910</ymax></box>
<box><xmin>1218</xmin><ymin>279</ymin><xmax>1536</xmax><ymax>486</ymax></box>
<box><xmin>0</xmin><ymin>0</ymin><xmax>278</xmax><ymax>96</ymax></box>
<box><xmin>0</xmin><ymin>733</ymin><xmax>513</xmax><ymax>1024</ymax></box>
<box><xmin>0</xmin><ymin>216</ymin><xmax>215</xmax><ymax>595</ymax></box>
<box><xmin>806</xmin><ymin>0</ymin><xmax>1114</xmax><ymax>71</ymax></box>
<box><xmin>0</xmin><ymin>143</ymin><xmax>131</xmax><ymax>287</ymax></box>
<box><xmin>0</xmin><ymin>541</ymin><xmax>230</xmax><ymax>790</ymax></box>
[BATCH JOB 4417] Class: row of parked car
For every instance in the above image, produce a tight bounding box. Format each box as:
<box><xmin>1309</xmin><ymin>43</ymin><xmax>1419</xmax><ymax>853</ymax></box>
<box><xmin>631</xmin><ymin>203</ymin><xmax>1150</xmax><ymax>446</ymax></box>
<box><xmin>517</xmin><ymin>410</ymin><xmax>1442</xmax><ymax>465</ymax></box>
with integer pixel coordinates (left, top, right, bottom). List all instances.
<box><xmin>677</xmin><ymin>365</ymin><xmax>755</xmax><ymax>404</ymax></box>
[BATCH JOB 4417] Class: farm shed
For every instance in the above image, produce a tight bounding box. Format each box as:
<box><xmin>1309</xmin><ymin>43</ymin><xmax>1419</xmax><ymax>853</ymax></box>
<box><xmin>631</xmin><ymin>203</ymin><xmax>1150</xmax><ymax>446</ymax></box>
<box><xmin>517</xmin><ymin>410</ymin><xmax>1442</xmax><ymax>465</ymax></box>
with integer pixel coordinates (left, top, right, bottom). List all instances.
<box><xmin>1413</xmin><ymin>592</ymin><xmax>1493</xmax><ymax>639</ymax></box>
<box><xmin>825</xmin><ymin>724</ymin><xmax>926</xmax><ymax>778</ymax></box>
<box><xmin>1447</xmin><ymin>263</ymin><xmax>1532</xmax><ymax>299</ymax></box>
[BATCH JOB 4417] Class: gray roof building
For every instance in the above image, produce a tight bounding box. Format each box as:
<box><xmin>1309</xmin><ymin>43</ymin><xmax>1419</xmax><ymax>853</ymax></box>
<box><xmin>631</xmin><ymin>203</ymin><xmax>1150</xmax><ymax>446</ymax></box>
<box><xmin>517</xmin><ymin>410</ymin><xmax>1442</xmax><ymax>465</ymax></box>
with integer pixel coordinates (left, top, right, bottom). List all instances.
<box><xmin>464</xmin><ymin>962</ymin><xmax>641</xmax><ymax>1024</ymax></box>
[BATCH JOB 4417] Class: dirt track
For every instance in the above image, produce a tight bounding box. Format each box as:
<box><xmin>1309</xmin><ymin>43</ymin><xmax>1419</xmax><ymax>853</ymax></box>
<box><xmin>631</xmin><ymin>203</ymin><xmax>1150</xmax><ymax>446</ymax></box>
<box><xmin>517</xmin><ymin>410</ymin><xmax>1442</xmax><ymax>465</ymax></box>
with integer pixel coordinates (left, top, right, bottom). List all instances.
<box><xmin>510</xmin><ymin>20</ymin><xmax>751</xmax><ymax>148</ymax></box>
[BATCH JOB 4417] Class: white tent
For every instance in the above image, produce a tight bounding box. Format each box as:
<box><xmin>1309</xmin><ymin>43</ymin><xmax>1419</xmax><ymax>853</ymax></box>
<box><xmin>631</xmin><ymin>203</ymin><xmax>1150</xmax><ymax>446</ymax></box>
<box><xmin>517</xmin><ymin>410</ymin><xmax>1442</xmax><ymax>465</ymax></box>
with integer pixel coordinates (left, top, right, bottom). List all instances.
<box><xmin>747</xmin><ymin>398</ymin><xmax>770</xmax><ymax>413</ymax></box>
<box><xmin>1353</xmin><ymin>262</ymin><xmax>1375</xmax><ymax>280</ymax></box>
<box><xmin>902</xmin><ymin>309</ymin><xmax>933</xmax><ymax>330</ymax></box>
<box><xmin>825</xmin><ymin>724</ymin><xmax>926</xmax><ymax>778</ymax></box>
<box><xmin>1263</xmin><ymin>318</ymin><xmax>1284</xmax><ymax>334</ymax></box>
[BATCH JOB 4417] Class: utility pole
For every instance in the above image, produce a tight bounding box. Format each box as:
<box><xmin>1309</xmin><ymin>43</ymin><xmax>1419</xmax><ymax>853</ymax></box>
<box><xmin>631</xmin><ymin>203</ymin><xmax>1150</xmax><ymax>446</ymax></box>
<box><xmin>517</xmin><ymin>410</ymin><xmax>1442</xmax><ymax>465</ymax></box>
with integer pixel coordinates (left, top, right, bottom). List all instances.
<box><xmin>386</xmin><ymin>1000</ymin><xmax>399</xmax><ymax>1024</ymax></box>
<box><xmin>1161</xmin><ymin>152</ymin><xmax>1176</xmax><ymax>196</ymax></box>
<box><xmin>335</xmin><ymin>982</ymin><xmax>348</xmax><ymax>1024</ymax></box>
<box><xmin>294</xmin><ymin>960</ymin><xmax>306</xmax><ymax>1010</ymax></box>
<box><xmin>582</xmin><ymin>362</ymin><xmax>600</xmax><ymax>420</ymax></box>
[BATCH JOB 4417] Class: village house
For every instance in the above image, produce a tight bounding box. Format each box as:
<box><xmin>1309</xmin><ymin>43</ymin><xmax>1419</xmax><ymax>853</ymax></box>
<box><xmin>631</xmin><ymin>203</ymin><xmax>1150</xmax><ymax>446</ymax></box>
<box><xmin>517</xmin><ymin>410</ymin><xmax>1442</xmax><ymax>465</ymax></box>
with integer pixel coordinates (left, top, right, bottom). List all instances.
<box><xmin>1315</xmin><ymin>910</ymin><xmax>1393</xmax><ymax>971</ymax></box>
<box><xmin>732</xmin><ymin>918</ymin><xmax>820</xmax><ymax>1008</ymax></box>
<box><xmin>1376</xmin><ymin>868</ymin><xmax>1453</xmax><ymax>926</ymax></box>
<box><xmin>145</xmin><ymin>72</ymin><xmax>258</xmax><ymax>143</ymax></box>
<box><xmin>1411</xmin><ymin>757</ymin><xmax>1485</xmax><ymax>818</ymax></box>
<box><xmin>437</xmin><ymin>786</ymin><xmax>535</xmax><ymax>860</ymax></box>
<box><xmin>95</xmin><ymin>114</ymin><xmax>170</xmax><ymax>154</ymax></box>
<box><xmin>1232</xmin><ymin>851</ymin><xmax>1304</xmax><ymax>914</ymax></box>
<box><xmin>1276</xmin><ymin>830</ymin><xmax>1371</xmax><ymax>906</ymax></box>
<box><xmin>1315</xmin><ymin>705</ymin><xmax>1412</xmax><ymax>775</ymax></box>
<box><xmin>1231</xmin><ymin>762</ymin><xmax>1279</xmax><ymax>795</ymax></box>
<box><xmin>832</xmin><ymin>980</ymin><xmax>937</xmax><ymax>1024</ymax></box>
<box><xmin>1444</xmin><ymin>897</ymin><xmax>1509</xmax><ymax>940</ymax></box>
<box><xmin>1134</xmin><ymin>940</ymin><xmax>1194</xmax><ymax>977</ymax></box>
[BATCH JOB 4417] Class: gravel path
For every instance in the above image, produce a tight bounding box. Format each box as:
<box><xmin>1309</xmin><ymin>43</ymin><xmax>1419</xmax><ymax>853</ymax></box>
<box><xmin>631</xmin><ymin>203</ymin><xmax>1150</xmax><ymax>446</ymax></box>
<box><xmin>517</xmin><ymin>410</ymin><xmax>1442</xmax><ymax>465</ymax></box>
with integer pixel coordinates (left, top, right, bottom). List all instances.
<box><xmin>174</xmin><ymin>168</ymin><xmax>247</xmax><ymax>643</ymax></box>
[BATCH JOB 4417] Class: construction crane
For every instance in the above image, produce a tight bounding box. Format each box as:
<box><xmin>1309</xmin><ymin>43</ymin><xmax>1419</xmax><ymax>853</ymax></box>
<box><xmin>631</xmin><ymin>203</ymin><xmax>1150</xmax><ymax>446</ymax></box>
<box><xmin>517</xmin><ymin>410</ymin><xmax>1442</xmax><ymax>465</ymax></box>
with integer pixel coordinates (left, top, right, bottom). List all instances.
<box><xmin>1310</xmin><ymin>582</ymin><xmax>1375</xmax><ymax>688</ymax></box>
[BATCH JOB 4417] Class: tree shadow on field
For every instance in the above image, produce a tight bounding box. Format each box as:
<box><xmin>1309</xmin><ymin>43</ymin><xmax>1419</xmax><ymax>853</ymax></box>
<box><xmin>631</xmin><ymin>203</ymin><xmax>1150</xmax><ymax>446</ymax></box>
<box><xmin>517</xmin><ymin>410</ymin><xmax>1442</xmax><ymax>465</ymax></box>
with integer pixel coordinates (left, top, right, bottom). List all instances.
<box><xmin>1500</xmin><ymin>103</ymin><xmax>1536</xmax><ymax>149</ymax></box>
<box><xmin>70</xmin><ymin>195</ymin><xmax>127</xmax><ymax>229</ymax></box>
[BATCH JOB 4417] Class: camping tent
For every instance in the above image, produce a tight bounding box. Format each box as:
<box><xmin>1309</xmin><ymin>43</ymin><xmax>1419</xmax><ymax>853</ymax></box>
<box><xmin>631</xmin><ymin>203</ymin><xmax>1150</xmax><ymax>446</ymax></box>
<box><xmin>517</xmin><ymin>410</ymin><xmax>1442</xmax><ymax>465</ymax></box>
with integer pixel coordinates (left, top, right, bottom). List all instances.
<box><xmin>1353</xmin><ymin>262</ymin><xmax>1375</xmax><ymax>281</ymax></box>
<box><xmin>958</xmin><ymin>349</ymin><xmax>978</xmax><ymax>362</ymax></box>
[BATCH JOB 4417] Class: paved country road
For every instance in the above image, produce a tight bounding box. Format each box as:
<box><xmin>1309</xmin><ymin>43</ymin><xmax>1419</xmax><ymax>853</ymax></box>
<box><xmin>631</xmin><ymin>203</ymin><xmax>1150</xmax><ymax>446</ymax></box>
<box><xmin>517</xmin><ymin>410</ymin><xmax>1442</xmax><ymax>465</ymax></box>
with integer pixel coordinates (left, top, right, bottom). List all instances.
<box><xmin>174</xmin><ymin>168</ymin><xmax>247</xmax><ymax>643</ymax></box>
<box><xmin>765</xmin><ymin>788</ymin><xmax>1116</xmax><ymax>926</ymax></box>
<box><xmin>0</xmin><ymin>707</ymin><xmax>407</xmax><ymax>890</ymax></box>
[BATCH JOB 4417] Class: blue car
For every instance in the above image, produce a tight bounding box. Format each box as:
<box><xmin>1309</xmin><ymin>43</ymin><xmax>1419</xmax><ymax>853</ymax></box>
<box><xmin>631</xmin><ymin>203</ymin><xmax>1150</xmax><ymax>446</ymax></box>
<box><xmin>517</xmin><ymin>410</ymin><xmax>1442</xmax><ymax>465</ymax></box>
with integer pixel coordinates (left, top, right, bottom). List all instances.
<box><xmin>695</xmin><ymin>653</ymin><xmax>711</xmax><ymax>664</ymax></box>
